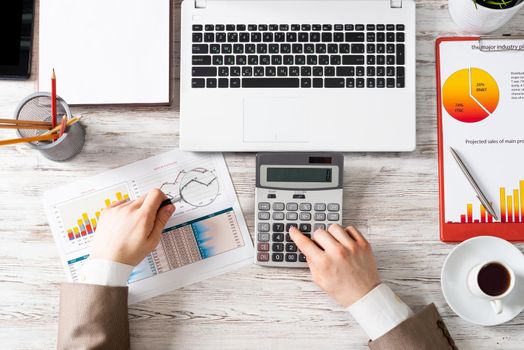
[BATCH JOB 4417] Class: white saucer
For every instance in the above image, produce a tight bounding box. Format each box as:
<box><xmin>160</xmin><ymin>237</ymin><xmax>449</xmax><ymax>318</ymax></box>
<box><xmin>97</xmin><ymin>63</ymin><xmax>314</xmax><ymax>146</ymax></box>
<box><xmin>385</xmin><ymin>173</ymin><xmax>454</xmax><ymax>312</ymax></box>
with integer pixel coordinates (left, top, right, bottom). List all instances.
<box><xmin>441</xmin><ymin>236</ymin><xmax>524</xmax><ymax>326</ymax></box>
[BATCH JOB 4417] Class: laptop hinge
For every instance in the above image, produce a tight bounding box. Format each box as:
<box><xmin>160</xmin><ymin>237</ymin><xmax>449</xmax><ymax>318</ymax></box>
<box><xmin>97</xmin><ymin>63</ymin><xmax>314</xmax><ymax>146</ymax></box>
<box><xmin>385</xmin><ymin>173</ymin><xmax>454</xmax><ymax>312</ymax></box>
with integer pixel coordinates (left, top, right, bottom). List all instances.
<box><xmin>390</xmin><ymin>0</ymin><xmax>402</xmax><ymax>8</ymax></box>
<box><xmin>195</xmin><ymin>0</ymin><xmax>207</xmax><ymax>9</ymax></box>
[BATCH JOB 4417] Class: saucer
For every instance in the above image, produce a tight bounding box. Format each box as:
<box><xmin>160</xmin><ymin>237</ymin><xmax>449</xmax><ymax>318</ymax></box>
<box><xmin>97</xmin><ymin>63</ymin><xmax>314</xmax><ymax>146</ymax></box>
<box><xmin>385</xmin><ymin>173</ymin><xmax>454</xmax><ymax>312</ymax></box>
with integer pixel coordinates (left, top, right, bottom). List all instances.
<box><xmin>441</xmin><ymin>236</ymin><xmax>524</xmax><ymax>326</ymax></box>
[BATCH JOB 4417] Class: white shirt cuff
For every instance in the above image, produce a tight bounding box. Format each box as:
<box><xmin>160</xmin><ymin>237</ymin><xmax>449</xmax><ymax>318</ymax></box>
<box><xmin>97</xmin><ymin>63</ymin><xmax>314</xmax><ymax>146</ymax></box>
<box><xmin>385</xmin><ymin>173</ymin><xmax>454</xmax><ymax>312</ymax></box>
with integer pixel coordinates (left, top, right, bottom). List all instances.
<box><xmin>347</xmin><ymin>283</ymin><xmax>414</xmax><ymax>341</ymax></box>
<box><xmin>79</xmin><ymin>259</ymin><xmax>134</xmax><ymax>287</ymax></box>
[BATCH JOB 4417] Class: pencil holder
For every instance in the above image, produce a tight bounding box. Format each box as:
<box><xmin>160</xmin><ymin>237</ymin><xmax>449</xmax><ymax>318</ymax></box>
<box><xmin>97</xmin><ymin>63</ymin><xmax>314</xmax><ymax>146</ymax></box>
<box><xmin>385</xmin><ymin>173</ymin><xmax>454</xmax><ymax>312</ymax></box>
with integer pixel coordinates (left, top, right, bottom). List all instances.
<box><xmin>14</xmin><ymin>92</ymin><xmax>86</xmax><ymax>161</ymax></box>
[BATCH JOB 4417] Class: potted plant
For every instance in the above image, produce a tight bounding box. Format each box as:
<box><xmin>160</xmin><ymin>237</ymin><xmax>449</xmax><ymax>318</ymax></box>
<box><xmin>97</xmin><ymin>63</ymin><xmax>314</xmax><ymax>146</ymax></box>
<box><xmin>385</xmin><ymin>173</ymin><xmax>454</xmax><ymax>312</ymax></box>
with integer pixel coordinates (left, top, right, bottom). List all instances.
<box><xmin>449</xmin><ymin>0</ymin><xmax>524</xmax><ymax>34</ymax></box>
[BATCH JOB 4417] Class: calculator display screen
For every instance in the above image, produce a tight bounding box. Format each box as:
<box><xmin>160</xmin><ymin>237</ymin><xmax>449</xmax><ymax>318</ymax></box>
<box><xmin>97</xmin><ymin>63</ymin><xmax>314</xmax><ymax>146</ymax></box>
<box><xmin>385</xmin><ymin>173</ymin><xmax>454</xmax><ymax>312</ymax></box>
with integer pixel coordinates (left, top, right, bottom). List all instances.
<box><xmin>267</xmin><ymin>168</ymin><xmax>332</xmax><ymax>183</ymax></box>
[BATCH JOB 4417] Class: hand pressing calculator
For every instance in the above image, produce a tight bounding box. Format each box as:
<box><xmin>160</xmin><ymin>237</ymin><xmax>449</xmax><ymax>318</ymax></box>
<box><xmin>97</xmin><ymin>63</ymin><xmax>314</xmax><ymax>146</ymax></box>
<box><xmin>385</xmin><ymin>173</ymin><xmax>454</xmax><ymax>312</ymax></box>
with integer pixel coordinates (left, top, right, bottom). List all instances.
<box><xmin>255</xmin><ymin>153</ymin><xmax>344</xmax><ymax>267</ymax></box>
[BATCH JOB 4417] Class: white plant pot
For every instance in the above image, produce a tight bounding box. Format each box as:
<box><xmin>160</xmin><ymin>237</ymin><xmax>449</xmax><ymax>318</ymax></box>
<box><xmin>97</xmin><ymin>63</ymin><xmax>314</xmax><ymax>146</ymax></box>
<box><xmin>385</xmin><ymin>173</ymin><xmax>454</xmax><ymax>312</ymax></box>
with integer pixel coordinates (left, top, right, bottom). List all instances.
<box><xmin>448</xmin><ymin>0</ymin><xmax>524</xmax><ymax>34</ymax></box>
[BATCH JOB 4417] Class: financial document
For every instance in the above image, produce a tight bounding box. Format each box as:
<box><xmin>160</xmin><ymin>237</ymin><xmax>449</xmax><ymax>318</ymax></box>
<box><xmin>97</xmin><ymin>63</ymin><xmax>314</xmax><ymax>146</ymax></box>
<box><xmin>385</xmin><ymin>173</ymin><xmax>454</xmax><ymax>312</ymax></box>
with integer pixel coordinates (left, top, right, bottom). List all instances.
<box><xmin>43</xmin><ymin>150</ymin><xmax>253</xmax><ymax>303</ymax></box>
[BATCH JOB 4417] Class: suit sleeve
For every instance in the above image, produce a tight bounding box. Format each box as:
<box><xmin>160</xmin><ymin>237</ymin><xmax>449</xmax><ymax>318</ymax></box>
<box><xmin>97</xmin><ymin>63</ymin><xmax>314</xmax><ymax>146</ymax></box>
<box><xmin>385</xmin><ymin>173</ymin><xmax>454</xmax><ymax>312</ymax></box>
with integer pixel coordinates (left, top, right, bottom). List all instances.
<box><xmin>58</xmin><ymin>283</ymin><xmax>130</xmax><ymax>350</ymax></box>
<box><xmin>368</xmin><ymin>303</ymin><xmax>457</xmax><ymax>350</ymax></box>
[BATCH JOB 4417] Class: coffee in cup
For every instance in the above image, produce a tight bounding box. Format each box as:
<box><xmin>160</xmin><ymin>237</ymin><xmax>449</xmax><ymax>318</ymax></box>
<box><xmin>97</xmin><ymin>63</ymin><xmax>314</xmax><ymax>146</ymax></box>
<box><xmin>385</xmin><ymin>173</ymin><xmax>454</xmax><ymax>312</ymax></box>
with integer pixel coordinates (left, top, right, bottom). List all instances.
<box><xmin>467</xmin><ymin>260</ymin><xmax>515</xmax><ymax>314</ymax></box>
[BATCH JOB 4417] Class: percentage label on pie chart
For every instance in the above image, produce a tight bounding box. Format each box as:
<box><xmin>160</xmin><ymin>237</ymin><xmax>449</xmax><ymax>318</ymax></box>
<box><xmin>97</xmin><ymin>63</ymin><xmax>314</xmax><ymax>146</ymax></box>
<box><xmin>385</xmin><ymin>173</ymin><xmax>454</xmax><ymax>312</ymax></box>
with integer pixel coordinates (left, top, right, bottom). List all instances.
<box><xmin>442</xmin><ymin>67</ymin><xmax>499</xmax><ymax>123</ymax></box>
<box><xmin>179</xmin><ymin>168</ymin><xmax>220</xmax><ymax>207</ymax></box>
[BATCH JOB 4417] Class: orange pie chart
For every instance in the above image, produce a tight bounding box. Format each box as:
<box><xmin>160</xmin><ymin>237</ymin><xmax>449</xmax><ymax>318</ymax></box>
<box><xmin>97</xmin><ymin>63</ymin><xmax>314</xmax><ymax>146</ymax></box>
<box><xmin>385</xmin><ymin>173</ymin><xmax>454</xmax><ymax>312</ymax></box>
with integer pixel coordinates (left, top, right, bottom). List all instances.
<box><xmin>442</xmin><ymin>68</ymin><xmax>499</xmax><ymax>123</ymax></box>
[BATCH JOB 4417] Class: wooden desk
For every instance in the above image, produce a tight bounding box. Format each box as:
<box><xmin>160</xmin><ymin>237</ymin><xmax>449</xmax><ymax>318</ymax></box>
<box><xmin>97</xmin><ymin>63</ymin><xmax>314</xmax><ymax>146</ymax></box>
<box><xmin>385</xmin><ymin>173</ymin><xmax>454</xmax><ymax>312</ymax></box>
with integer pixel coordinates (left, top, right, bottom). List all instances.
<box><xmin>1</xmin><ymin>1</ymin><xmax>523</xmax><ymax>348</ymax></box>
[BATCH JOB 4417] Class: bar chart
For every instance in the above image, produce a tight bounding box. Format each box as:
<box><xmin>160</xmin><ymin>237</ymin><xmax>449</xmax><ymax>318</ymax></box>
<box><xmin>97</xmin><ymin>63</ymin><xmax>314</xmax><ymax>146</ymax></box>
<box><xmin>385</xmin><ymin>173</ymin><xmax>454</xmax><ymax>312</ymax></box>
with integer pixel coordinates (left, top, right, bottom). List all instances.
<box><xmin>52</xmin><ymin>184</ymin><xmax>131</xmax><ymax>244</ymax></box>
<box><xmin>66</xmin><ymin>191</ymin><xmax>130</xmax><ymax>240</ymax></box>
<box><xmin>452</xmin><ymin>180</ymin><xmax>524</xmax><ymax>224</ymax></box>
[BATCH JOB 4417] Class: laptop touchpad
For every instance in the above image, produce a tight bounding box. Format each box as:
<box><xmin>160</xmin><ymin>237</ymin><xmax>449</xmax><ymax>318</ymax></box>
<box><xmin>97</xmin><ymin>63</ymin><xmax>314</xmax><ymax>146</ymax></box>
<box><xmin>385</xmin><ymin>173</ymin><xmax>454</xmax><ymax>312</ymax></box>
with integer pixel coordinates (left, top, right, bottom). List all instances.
<box><xmin>243</xmin><ymin>97</ymin><xmax>310</xmax><ymax>143</ymax></box>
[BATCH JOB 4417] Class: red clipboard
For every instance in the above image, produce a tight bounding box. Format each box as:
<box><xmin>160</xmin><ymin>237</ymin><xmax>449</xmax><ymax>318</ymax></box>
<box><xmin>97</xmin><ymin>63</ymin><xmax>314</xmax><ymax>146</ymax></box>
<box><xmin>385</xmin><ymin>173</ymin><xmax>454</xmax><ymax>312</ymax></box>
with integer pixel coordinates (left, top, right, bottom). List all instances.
<box><xmin>436</xmin><ymin>36</ymin><xmax>524</xmax><ymax>242</ymax></box>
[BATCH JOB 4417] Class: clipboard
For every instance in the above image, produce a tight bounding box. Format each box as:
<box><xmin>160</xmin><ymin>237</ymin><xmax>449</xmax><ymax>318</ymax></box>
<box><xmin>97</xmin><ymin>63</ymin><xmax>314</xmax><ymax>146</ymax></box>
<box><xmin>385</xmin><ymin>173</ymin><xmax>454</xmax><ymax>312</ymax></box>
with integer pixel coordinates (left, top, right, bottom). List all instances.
<box><xmin>436</xmin><ymin>35</ymin><xmax>524</xmax><ymax>242</ymax></box>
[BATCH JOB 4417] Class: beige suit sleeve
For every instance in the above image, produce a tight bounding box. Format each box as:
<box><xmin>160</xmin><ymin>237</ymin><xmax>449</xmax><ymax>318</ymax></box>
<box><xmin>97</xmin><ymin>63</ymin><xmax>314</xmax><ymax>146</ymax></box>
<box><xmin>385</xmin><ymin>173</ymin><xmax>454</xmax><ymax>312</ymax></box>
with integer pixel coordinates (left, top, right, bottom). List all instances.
<box><xmin>58</xmin><ymin>283</ymin><xmax>130</xmax><ymax>350</ymax></box>
<box><xmin>369</xmin><ymin>304</ymin><xmax>457</xmax><ymax>350</ymax></box>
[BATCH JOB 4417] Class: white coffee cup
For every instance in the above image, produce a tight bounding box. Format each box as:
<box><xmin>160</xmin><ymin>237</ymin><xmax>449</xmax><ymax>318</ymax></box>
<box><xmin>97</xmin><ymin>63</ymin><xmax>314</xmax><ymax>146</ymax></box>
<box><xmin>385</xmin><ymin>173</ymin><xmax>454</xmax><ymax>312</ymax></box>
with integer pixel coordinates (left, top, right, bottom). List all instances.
<box><xmin>467</xmin><ymin>261</ymin><xmax>515</xmax><ymax>315</ymax></box>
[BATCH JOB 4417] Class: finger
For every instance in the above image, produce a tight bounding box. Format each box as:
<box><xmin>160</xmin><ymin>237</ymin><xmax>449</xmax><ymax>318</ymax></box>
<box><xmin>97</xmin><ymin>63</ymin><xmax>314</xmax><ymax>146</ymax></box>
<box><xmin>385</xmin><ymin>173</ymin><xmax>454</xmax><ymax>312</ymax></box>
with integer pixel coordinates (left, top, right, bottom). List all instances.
<box><xmin>312</xmin><ymin>228</ymin><xmax>342</xmax><ymax>251</ymax></box>
<box><xmin>289</xmin><ymin>227</ymin><xmax>322</xmax><ymax>259</ymax></box>
<box><xmin>148</xmin><ymin>204</ymin><xmax>176</xmax><ymax>244</ymax></box>
<box><xmin>346</xmin><ymin>226</ymin><xmax>369</xmax><ymax>246</ymax></box>
<box><xmin>108</xmin><ymin>199</ymin><xmax>128</xmax><ymax>208</ymax></box>
<box><xmin>327</xmin><ymin>224</ymin><xmax>357</xmax><ymax>249</ymax></box>
<box><xmin>128</xmin><ymin>194</ymin><xmax>147</xmax><ymax>209</ymax></box>
<box><xmin>140</xmin><ymin>189</ymin><xmax>167</xmax><ymax>216</ymax></box>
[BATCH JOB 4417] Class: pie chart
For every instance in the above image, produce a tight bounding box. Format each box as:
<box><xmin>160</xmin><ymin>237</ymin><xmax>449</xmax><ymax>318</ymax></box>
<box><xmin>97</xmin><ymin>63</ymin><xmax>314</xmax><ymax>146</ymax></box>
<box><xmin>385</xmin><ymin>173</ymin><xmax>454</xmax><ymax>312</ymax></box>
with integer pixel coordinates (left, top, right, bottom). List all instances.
<box><xmin>442</xmin><ymin>68</ymin><xmax>499</xmax><ymax>123</ymax></box>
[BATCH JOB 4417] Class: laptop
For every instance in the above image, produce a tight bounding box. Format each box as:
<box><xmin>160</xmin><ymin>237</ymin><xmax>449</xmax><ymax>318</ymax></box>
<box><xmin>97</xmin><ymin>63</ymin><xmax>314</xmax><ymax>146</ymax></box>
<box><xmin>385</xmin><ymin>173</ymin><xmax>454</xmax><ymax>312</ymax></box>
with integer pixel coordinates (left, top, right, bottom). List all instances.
<box><xmin>180</xmin><ymin>0</ymin><xmax>416</xmax><ymax>152</ymax></box>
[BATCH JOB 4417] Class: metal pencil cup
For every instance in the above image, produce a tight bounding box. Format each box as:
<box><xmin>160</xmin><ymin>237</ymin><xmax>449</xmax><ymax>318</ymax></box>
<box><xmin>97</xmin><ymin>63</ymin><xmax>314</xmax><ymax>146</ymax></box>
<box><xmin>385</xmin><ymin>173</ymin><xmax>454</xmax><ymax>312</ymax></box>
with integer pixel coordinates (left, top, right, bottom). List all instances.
<box><xmin>14</xmin><ymin>92</ymin><xmax>85</xmax><ymax>161</ymax></box>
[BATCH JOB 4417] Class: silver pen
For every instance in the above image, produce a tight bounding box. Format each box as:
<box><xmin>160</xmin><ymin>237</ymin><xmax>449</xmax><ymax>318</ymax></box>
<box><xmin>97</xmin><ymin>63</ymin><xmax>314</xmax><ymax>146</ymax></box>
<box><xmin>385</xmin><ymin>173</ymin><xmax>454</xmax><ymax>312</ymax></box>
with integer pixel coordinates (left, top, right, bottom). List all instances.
<box><xmin>449</xmin><ymin>147</ymin><xmax>500</xmax><ymax>222</ymax></box>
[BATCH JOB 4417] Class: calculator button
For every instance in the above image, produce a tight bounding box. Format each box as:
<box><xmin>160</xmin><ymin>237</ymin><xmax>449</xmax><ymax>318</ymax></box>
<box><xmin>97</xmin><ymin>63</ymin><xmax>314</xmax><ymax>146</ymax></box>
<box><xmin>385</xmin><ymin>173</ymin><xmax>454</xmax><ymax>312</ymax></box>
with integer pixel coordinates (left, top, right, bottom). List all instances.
<box><xmin>299</xmin><ymin>253</ymin><xmax>307</xmax><ymax>262</ymax></box>
<box><xmin>314</xmin><ymin>223</ymin><xmax>326</xmax><ymax>231</ymax></box>
<box><xmin>272</xmin><ymin>243</ymin><xmax>284</xmax><ymax>252</ymax></box>
<box><xmin>258</xmin><ymin>202</ymin><xmax>270</xmax><ymax>210</ymax></box>
<box><xmin>273</xmin><ymin>212</ymin><xmax>285</xmax><ymax>220</ymax></box>
<box><xmin>314</xmin><ymin>203</ymin><xmax>326</xmax><ymax>211</ymax></box>
<box><xmin>314</xmin><ymin>213</ymin><xmax>326</xmax><ymax>221</ymax></box>
<box><xmin>299</xmin><ymin>212</ymin><xmax>311</xmax><ymax>221</ymax></box>
<box><xmin>273</xmin><ymin>202</ymin><xmax>285</xmax><ymax>211</ymax></box>
<box><xmin>272</xmin><ymin>233</ymin><xmax>285</xmax><ymax>242</ymax></box>
<box><xmin>257</xmin><ymin>242</ymin><xmax>270</xmax><ymax>251</ymax></box>
<box><xmin>299</xmin><ymin>223</ymin><xmax>311</xmax><ymax>232</ymax></box>
<box><xmin>293</xmin><ymin>194</ymin><xmax>306</xmax><ymax>199</ymax></box>
<box><xmin>299</xmin><ymin>203</ymin><xmax>312</xmax><ymax>211</ymax></box>
<box><xmin>258</xmin><ymin>212</ymin><xmax>270</xmax><ymax>220</ymax></box>
<box><xmin>258</xmin><ymin>233</ymin><xmax>270</xmax><ymax>242</ymax></box>
<box><xmin>286</xmin><ymin>243</ymin><xmax>297</xmax><ymax>252</ymax></box>
<box><xmin>273</xmin><ymin>223</ymin><xmax>285</xmax><ymax>232</ymax></box>
<box><xmin>272</xmin><ymin>253</ymin><xmax>284</xmax><ymax>262</ymax></box>
<box><xmin>327</xmin><ymin>203</ymin><xmax>340</xmax><ymax>212</ymax></box>
<box><xmin>286</xmin><ymin>223</ymin><xmax>298</xmax><ymax>232</ymax></box>
<box><xmin>304</xmin><ymin>233</ymin><xmax>311</xmax><ymax>239</ymax></box>
<box><xmin>258</xmin><ymin>223</ymin><xmax>270</xmax><ymax>232</ymax></box>
<box><xmin>327</xmin><ymin>213</ymin><xmax>340</xmax><ymax>221</ymax></box>
<box><xmin>285</xmin><ymin>253</ymin><xmax>298</xmax><ymax>262</ymax></box>
<box><xmin>285</xmin><ymin>233</ymin><xmax>293</xmax><ymax>242</ymax></box>
<box><xmin>258</xmin><ymin>252</ymin><xmax>270</xmax><ymax>262</ymax></box>
<box><xmin>286</xmin><ymin>202</ymin><xmax>298</xmax><ymax>211</ymax></box>
<box><xmin>286</xmin><ymin>212</ymin><xmax>298</xmax><ymax>220</ymax></box>
<box><xmin>267</xmin><ymin>193</ymin><xmax>276</xmax><ymax>199</ymax></box>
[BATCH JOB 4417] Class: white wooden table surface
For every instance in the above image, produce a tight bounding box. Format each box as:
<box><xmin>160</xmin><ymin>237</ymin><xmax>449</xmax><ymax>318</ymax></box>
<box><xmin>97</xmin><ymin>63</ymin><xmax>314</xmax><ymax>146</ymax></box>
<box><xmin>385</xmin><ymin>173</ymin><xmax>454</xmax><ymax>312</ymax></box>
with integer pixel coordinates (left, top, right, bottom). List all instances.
<box><xmin>1</xmin><ymin>1</ymin><xmax>524</xmax><ymax>349</ymax></box>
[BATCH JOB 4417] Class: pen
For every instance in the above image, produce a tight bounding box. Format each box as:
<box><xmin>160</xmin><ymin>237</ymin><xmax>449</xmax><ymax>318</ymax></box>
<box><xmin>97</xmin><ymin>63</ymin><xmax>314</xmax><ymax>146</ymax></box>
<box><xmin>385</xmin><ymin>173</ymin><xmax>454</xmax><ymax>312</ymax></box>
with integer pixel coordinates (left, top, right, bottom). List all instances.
<box><xmin>51</xmin><ymin>69</ymin><xmax>57</xmax><ymax>128</ymax></box>
<box><xmin>449</xmin><ymin>147</ymin><xmax>499</xmax><ymax>221</ymax></box>
<box><xmin>159</xmin><ymin>198</ymin><xmax>174</xmax><ymax>210</ymax></box>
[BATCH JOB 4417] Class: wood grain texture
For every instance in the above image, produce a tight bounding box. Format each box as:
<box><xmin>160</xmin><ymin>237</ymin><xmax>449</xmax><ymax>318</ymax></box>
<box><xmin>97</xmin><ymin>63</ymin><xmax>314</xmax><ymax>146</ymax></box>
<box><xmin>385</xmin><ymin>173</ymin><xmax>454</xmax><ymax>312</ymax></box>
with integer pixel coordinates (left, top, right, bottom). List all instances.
<box><xmin>1</xmin><ymin>0</ymin><xmax>524</xmax><ymax>349</ymax></box>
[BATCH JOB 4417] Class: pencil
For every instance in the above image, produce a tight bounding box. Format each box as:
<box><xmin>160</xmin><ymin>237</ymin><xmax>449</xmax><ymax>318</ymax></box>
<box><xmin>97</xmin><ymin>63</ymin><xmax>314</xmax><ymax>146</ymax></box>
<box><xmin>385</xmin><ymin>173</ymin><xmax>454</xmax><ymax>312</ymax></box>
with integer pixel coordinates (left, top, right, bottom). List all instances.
<box><xmin>0</xmin><ymin>119</ymin><xmax>52</xmax><ymax>126</ymax></box>
<box><xmin>59</xmin><ymin>116</ymin><xmax>68</xmax><ymax>137</ymax></box>
<box><xmin>0</xmin><ymin>133</ymin><xmax>58</xmax><ymax>147</ymax></box>
<box><xmin>51</xmin><ymin>69</ymin><xmax>57</xmax><ymax>128</ymax></box>
<box><xmin>0</xmin><ymin>124</ymin><xmax>52</xmax><ymax>130</ymax></box>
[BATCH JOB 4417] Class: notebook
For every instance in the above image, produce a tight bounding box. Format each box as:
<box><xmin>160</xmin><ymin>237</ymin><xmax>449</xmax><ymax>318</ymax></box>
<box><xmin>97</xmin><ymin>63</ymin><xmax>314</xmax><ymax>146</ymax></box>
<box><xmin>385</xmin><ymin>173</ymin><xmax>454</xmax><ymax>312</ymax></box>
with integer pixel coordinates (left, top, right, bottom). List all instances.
<box><xmin>38</xmin><ymin>0</ymin><xmax>171</xmax><ymax>105</ymax></box>
<box><xmin>436</xmin><ymin>36</ymin><xmax>524</xmax><ymax>242</ymax></box>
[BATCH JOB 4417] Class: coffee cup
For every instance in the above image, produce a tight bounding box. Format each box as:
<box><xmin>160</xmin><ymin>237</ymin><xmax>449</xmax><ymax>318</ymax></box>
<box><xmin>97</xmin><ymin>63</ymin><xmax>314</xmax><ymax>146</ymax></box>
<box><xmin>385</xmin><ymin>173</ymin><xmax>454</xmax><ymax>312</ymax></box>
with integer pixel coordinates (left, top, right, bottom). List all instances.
<box><xmin>467</xmin><ymin>261</ymin><xmax>515</xmax><ymax>314</ymax></box>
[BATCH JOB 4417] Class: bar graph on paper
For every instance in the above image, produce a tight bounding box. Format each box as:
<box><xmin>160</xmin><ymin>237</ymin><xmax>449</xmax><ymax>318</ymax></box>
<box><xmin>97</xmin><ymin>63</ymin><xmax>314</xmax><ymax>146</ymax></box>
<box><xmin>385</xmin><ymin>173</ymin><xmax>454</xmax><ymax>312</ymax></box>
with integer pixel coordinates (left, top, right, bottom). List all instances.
<box><xmin>448</xmin><ymin>180</ymin><xmax>524</xmax><ymax>224</ymax></box>
<box><xmin>51</xmin><ymin>184</ymin><xmax>131</xmax><ymax>247</ymax></box>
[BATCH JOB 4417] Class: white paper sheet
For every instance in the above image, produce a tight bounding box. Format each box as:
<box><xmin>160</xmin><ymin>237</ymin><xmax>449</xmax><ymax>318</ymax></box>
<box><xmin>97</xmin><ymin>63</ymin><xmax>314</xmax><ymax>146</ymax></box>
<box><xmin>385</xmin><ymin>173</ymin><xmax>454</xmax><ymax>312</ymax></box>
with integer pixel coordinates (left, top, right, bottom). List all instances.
<box><xmin>439</xmin><ymin>39</ymin><xmax>524</xmax><ymax>224</ymax></box>
<box><xmin>38</xmin><ymin>0</ymin><xmax>170</xmax><ymax>105</ymax></box>
<box><xmin>43</xmin><ymin>150</ymin><xmax>253</xmax><ymax>304</ymax></box>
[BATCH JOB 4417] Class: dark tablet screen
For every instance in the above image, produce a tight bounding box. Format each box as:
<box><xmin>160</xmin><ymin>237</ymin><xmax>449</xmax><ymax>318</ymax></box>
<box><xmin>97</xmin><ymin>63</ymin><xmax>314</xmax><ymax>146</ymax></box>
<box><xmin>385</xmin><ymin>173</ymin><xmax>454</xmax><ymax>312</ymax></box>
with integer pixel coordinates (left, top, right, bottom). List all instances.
<box><xmin>0</xmin><ymin>0</ymin><xmax>34</xmax><ymax>79</ymax></box>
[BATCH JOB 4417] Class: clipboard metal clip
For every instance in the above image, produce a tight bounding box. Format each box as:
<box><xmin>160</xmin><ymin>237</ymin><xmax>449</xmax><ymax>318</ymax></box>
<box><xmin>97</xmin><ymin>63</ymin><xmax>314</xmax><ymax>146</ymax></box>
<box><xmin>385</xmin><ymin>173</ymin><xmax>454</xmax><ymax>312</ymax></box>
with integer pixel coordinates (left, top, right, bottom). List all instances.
<box><xmin>478</xmin><ymin>34</ymin><xmax>524</xmax><ymax>52</ymax></box>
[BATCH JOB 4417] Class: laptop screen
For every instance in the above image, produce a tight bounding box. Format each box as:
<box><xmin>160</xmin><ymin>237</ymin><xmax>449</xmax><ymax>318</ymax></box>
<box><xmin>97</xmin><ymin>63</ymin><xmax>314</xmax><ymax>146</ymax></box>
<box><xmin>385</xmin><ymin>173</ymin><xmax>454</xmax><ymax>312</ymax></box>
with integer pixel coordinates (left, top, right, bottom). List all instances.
<box><xmin>0</xmin><ymin>0</ymin><xmax>34</xmax><ymax>79</ymax></box>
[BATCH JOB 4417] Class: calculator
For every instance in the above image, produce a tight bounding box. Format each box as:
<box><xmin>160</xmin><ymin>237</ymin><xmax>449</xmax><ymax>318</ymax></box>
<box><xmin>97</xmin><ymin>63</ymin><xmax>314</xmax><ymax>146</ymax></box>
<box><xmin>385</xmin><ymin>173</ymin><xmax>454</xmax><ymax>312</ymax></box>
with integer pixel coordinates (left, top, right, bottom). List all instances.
<box><xmin>255</xmin><ymin>152</ymin><xmax>344</xmax><ymax>267</ymax></box>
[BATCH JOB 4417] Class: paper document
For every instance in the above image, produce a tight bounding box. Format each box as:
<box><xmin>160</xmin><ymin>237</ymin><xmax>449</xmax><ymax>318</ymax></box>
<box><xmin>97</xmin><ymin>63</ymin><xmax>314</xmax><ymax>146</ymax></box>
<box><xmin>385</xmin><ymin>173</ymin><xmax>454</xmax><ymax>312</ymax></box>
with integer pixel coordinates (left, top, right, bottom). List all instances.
<box><xmin>38</xmin><ymin>0</ymin><xmax>170</xmax><ymax>105</ymax></box>
<box><xmin>43</xmin><ymin>150</ymin><xmax>253</xmax><ymax>303</ymax></box>
<box><xmin>439</xmin><ymin>39</ymin><xmax>524</xmax><ymax>225</ymax></box>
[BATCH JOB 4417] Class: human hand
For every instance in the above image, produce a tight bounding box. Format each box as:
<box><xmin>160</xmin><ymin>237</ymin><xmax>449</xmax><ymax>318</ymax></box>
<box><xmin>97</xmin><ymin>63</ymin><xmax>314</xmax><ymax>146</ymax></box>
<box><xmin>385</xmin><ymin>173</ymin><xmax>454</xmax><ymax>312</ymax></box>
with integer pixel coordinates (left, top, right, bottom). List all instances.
<box><xmin>90</xmin><ymin>189</ymin><xmax>175</xmax><ymax>266</ymax></box>
<box><xmin>290</xmin><ymin>224</ymin><xmax>380</xmax><ymax>307</ymax></box>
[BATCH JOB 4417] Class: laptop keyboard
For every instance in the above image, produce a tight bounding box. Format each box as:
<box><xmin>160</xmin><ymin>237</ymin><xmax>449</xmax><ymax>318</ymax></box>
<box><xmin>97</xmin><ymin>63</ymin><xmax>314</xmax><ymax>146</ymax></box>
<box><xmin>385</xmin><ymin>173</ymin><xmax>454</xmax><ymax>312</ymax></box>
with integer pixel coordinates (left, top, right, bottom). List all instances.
<box><xmin>191</xmin><ymin>24</ymin><xmax>405</xmax><ymax>89</ymax></box>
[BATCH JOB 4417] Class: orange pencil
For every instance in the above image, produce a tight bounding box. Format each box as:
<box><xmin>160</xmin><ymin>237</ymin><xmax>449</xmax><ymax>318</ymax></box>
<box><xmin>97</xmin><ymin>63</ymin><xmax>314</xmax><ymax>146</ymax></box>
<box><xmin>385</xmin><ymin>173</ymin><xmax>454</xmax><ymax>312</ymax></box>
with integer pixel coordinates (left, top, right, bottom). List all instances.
<box><xmin>51</xmin><ymin>69</ymin><xmax>57</xmax><ymax>128</ymax></box>
<box><xmin>59</xmin><ymin>116</ymin><xmax>68</xmax><ymax>138</ymax></box>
